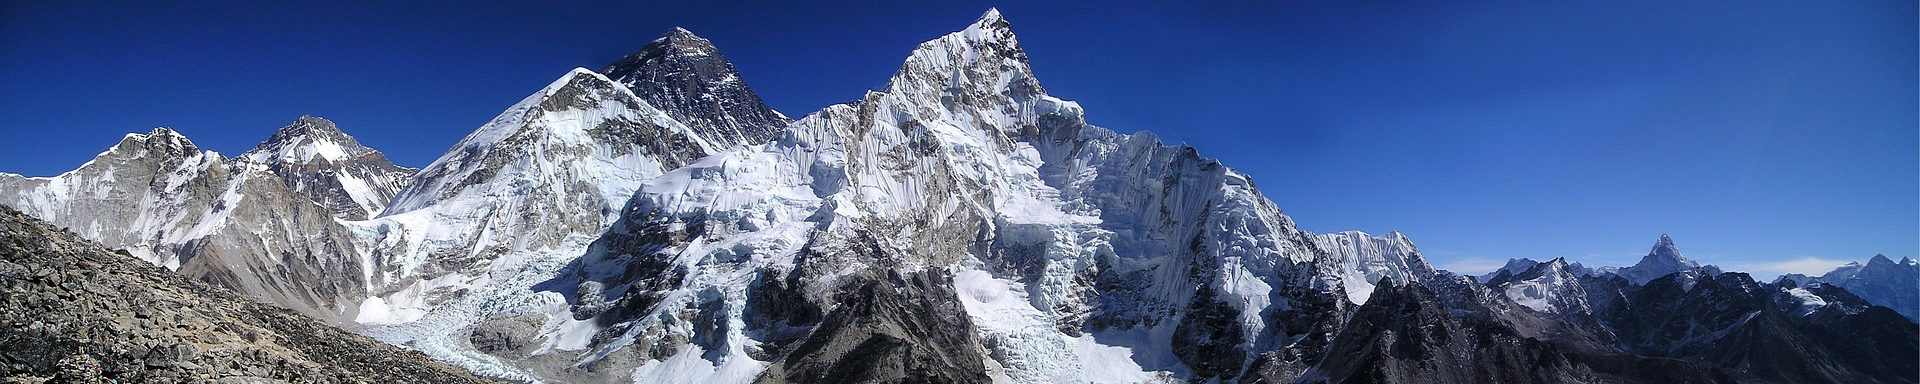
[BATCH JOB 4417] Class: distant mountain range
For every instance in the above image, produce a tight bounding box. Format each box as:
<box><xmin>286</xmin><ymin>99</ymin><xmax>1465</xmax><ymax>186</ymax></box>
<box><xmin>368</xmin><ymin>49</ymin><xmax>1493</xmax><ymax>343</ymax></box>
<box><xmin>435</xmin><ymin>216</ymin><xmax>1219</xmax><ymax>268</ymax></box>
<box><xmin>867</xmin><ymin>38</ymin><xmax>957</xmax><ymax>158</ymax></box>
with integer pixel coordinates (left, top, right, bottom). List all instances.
<box><xmin>1</xmin><ymin>8</ymin><xmax>1912</xmax><ymax>384</ymax></box>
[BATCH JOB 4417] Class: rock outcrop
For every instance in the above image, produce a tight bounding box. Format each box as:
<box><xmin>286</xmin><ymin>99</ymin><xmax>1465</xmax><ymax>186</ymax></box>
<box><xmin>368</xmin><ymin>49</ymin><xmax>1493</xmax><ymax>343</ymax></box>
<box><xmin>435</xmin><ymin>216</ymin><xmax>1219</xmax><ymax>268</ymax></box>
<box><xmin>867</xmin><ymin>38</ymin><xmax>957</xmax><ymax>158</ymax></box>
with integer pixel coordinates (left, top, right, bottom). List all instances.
<box><xmin>0</xmin><ymin>204</ymin><xmax>492</xmax><ymax>383</ymax></box>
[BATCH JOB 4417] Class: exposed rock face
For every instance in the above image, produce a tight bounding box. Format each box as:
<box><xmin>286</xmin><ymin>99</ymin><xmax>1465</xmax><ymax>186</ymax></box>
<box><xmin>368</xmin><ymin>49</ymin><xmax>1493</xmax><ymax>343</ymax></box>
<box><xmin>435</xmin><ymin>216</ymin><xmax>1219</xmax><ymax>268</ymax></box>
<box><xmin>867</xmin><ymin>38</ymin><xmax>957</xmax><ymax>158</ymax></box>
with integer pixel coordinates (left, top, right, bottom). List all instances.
<box><xmin>1801</xmin><ymin>254</ymin><xmax>1919</xmax><ymax>321</ymax></box>
<box><xmin>1297</xmin><ymin>280</ymin><xmax>1736</xmax><ymax>384</ymax></box>
<box><xmin>0</xmin><ymin>127</ymin><xmax>229</xmax><ymax>268</ymax></box>
<box><xmin>0</xmin><ymin>205</ymin><xmax>491</xmax><ymax>383</ymax></box>
<box><xmin>602</xmin><ymin>27</ymin><xmax>791</xmax><ymax>149</ymax></box>
<box><xmin>239</xmin><ymin>115</ymin><xmax>415</xmax><ymax>220</ymax></box>
<box><xmin>0</xmin><ymin>127</ymin><xmax>374</xmax><ymax>322</ymax></box>
<box><xmin>1602</xmin><ymin>272</ymin><xmax>1918</xmax><ymax>383</ymax></box>
<box><xmin>1483</xmin><ymin>258</ymin><xmax>1590</xmax><ymax>315</ymax></box>
<box><xmin>512</xmin><ymin>9</ymin><xmax>1377</xmax><ymax>383</ymax></box>
<box><xmin>342</xmin><ymin>66</ymin><xmax>733</xmax><ymax>381</ymax></box>
<box><xmin>758</xmin><ymin>271</ymin><xmax>990</xmax><ymax>384</ymax></box>
<box><xmin>1312</xmin><ymin>230</ymin><xmax>1440</xmax><ymax>304</ymax></box>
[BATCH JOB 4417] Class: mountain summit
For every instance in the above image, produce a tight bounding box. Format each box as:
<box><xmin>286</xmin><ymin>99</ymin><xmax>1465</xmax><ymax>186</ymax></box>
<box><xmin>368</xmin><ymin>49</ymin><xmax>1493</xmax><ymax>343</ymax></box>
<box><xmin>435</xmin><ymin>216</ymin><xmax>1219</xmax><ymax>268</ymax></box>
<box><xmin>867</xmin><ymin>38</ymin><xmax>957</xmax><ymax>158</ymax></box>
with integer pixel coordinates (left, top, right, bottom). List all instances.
<box><xmin>1616</xmin><ymin>234</ymin><xmax>1719</xmax><ymax>285</ymax></box>
<box><xmin>238</xmin><ymin>116</ymin><xmax>414</xmax><ymax>220</ymax></box>
<box><xmin>1796</xmin><ymin>253</ymin><xmax>1920</xmax><ymax>321</ymax></box>
<box><xmin>601</xmin><ymin>27</ymin><xmax>789</xmax><ymax>148</ymax></box>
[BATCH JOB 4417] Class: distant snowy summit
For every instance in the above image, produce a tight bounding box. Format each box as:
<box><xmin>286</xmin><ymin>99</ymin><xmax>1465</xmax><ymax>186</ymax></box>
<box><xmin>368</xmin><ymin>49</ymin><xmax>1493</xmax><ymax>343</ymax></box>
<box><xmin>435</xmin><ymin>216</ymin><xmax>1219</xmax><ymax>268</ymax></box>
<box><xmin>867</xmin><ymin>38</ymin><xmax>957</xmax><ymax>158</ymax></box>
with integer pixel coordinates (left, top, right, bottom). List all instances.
<box><xmin>1477</xmin><ymin>235</ymin><xmax>1916</xmax><ymax>322</ymax></box>
<box><xmin>1776</xmin><ymin>254</ymin><xmax>1919</xmax><ymax>321</ymax></box>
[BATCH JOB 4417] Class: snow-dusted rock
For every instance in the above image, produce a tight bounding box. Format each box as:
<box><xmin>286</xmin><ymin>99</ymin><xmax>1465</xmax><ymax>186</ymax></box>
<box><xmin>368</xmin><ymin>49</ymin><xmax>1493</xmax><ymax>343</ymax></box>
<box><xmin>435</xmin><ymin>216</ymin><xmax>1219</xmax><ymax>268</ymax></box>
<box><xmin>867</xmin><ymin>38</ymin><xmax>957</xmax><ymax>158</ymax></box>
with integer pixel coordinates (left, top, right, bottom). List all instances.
<box><xmin>238</xmin><ymin>115</ymin><xmax>415</xmax><ymax>220</ymax></box>
<box><xmin>602</xmin><ymin>27</ymin><xmax>790</xmax><ymax>148</ymax></box>
<box><xmin>0</xmin><ymin>124</ymin><xmax>381</xmax><ymax>321</ymax></box>
<box><xmin>1311</xmin><ymin>230</ymin><xmax>1440</xmax><ymax>304</ymax></box>
<box><xmin>1613</xmin><ymin>234</ymin><xmax>1721</xmax><ymax>286</ymax></box>
<box><xmin>1796</xmin><ymin>254</ymin><xmax>1919</xmax><ymax>321</ymax></box>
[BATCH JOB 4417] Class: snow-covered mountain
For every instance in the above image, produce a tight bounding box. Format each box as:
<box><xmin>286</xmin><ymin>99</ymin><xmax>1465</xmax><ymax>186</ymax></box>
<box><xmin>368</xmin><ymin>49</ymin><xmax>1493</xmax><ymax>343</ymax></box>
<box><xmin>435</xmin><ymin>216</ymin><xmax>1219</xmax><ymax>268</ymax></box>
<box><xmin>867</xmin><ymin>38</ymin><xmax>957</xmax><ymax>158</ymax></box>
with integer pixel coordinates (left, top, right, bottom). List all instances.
<box><xmin>336</xmin><ymin>28</ymin><xmax>799</xmax><ymax>381</ymax></box>
<box><xmin>238</xmin><ymin>115</ymin><xmax>415</xmax><ymax>220</ymax></box>
<box><xmin>0</xmin><ymin>8</ymin><xmax>1913</xmax><ymax>384</ymax></box>
<box><xmin>343</xmin><ymin>65</ymin><xmax>739</xmax><ymax>380</ymax></box>
<box><xmin>1312</xmin><ymin>231</ymin><xmax>1439</xmax><ymax>304</ymax></box>
<box><xmin>0</xmin><ymin>127</ymin><xmax>229</xmax><ymax>268</ymax></box>
<box><xmin>1479</xmin><ymin>257</ymin><xmax>1596</xmax><ymax>283</ymax></box>
<box><xmin>0</xmin><ymin>120</ymin><xmax>389</xmax><ymax>321</ymax></box>
<box><xmin>1612</xmin><ymin>234</ymin><xmax>1722</xmax><ymax>286</ymax></box>
<box><xmin>1482</xmin><ymin>257</ymin><xmax>1589</xmax><ymax>314</ymax></box>
<box><xmin>1482</xmin><ymin>235</ymin><xmax>1719</xmax><ymax>288</ymax></box>
<box><xmin>1781</xmin><ymin>254</ymin><xmax>1919</xmax><ymax>321</ymax></box>
<box><xmin>443</xmin><ymin>10</ymin><xmax>1407</xmax><ymax>382</ymax></box>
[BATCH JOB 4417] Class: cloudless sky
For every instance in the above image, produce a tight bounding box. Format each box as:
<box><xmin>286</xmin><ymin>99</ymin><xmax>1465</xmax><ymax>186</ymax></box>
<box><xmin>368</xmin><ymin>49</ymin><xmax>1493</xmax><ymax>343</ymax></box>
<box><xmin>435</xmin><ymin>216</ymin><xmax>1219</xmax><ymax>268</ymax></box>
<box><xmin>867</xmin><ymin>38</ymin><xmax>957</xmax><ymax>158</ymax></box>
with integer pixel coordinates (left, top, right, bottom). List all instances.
<box><xmin>1</xmin><ymin>1</ymin><xmax>1913</xmax><ymax>277</ymax></box>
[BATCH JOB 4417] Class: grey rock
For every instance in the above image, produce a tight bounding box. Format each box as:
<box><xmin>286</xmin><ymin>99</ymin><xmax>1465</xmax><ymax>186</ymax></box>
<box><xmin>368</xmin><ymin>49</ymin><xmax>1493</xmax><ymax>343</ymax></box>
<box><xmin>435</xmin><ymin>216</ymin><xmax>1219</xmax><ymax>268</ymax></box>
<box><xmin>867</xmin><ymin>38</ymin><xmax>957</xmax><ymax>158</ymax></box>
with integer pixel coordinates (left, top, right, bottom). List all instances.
<box><xmin>0</xmin><ymin>205</ymin><xmax>497</xmax><ymax>383</ymax></box>
<box><xmin>602</xmin><ymin>27</ymin><xmax>791</xmax><ymax>149</ymax></box>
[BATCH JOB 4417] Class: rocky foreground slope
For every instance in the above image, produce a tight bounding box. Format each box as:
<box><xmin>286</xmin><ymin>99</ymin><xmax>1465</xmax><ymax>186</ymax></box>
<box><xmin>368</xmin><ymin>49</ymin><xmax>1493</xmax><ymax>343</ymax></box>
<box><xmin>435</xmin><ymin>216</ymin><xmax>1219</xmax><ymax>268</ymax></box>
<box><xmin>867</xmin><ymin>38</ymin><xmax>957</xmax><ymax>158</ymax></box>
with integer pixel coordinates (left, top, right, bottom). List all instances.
<box><xmin>0</xmin><ymin>205</ymin><xmax>492</xmax><ymax>383</ymax></box>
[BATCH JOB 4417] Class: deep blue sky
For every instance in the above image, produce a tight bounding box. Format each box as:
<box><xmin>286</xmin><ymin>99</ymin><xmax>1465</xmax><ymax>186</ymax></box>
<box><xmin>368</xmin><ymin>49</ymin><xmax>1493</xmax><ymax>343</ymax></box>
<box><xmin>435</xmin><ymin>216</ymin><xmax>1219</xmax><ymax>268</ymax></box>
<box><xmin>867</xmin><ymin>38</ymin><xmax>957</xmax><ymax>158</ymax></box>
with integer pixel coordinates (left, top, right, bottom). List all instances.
<box><xmin>2</xmin><ymin>1</ymin><xmax>1913</xmax><ymax>276</ymax></box>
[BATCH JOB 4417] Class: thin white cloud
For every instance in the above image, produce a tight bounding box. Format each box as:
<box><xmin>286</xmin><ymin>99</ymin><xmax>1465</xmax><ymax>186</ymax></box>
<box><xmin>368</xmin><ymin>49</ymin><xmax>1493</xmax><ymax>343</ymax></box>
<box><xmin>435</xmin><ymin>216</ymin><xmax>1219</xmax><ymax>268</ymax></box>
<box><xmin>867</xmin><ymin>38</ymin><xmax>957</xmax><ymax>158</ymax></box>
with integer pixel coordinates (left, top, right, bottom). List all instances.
<box><xmin>1434</xmin><ymin>257</ymin><xmax>1509</xmax><ymax>276</ymax></box>
<box><xmin>1720</xmin><ymin>257</ymin><xmax>1852</xmax><ymax>279</ymax></box>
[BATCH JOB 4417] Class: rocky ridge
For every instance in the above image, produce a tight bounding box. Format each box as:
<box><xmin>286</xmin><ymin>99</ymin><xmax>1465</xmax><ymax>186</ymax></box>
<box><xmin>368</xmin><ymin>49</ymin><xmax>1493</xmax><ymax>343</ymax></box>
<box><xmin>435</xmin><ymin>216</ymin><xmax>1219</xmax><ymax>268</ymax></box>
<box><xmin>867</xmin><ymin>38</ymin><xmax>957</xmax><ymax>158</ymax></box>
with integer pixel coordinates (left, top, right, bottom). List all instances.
<box><xmin>0</xmin><ymin>204</ymin><xmax>492</xmax><ymax>383</ymax></box>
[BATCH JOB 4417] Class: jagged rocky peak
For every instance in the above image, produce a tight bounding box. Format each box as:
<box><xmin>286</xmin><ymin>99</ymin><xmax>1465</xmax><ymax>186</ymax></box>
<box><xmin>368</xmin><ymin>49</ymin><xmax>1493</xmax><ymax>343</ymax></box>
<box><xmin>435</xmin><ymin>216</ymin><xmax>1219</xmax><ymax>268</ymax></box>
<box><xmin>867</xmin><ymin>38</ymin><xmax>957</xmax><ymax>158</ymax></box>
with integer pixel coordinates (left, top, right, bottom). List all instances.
<box><xmin>1866</xmin><ymin>253</ymin><xmax>1898</xmax><ymax>267</ymax></box>
<box><xmin>239</xmin><ymin>115</ymin><xmax>415</xmax><ymax>220</ymax></box>
<box><xmin>1485</xmin><ymin>257</ymin><xmax>1592</xmax><ymax>314</ymax></box>
<box><xmin>1647</xmin><ymin>234</ymin><xmax>1688</xmax><ymax>264</ymax></box>
<box><xmin>1812</xmin><ymin>252</ymin><xmax>1920</xmax><ymax>321</ymax></box>
<box><xmin>0</xmin><ymin>125</ymin><xmax>229</xmax><ymax>266</ymax></box>
<box><xmin>1313</xmin><ymin>230</ymin><xmax>1440</xmax><ymax>304</ymax></box>
<box><xmin>600</xmin><ymin>26</ymin><xmax>789</xmax><ymax>148</ymax></box>
<box><xmin>249</xmin><ymin>115</ymin><xmax>357</xmax><ymax>159</ymax></box>
<box><xmin>1480</xmin><ymin>258</ymin><xmax>1542</xmax><ymax>282</ymax></box>
<box><xmin>383</xmin><ymin>67</ymin><xmax>716</xmax><ymax>215</ymax></box>
<box><xmin>117</xmin><ymin>127</ymin><xmax>199</xmax><ymax>155</ymax></box>
<box><xmin>1616</xmin><ymin>234</ymin><xmax>1718</xmax><ymax>285</ymax></box>
<box><xmin>887</xmin><ymin>8</ymin><xmax>1039</xmax><ymax>101</ymax></box>
<box><xmin>52</xmin><ymin>127</ymin><xmax>212</xmax><ymax>173</ymax></box>
<box><xmin>1604</xmin><ymin>271</ymin><xmax>1918</xmax><ymax>383</ymax></box>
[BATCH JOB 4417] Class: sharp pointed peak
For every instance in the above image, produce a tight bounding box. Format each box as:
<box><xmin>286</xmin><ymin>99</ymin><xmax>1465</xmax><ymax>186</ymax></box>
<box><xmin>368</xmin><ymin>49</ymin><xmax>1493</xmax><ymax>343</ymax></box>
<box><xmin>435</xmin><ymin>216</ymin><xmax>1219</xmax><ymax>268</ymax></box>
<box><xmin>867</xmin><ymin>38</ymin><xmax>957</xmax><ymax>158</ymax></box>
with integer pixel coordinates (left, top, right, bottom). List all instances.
<box><xmin>108</xmin><ymin>126</ymin><xmax>200</xmax><ymax>158</ymax></box>
<box><xmin>120</xmin><ymin>127</ymin><xmax>193</xmax><ymax>148</ymax></box>
<box><xmin>262</xmin><ymin>115</ymin><xmax>351</xmax><ymax>142</ymax></box>
<box><xmin>275</xmin><ymin>115</ymin><xmax>343</xmax><ymax>135</ymax></box>
<box><xmin>663</xmin><ymin>26</ymin><xmax>703</xmax><ymax>40</ymax></box>
<box><xmin>975</xmin><ymin>8</ymin><xmax>1006</xmax><ymax>26</ymax></box>
<box><xmin>886</xmin><ymin>8</ymin><xmax>1039</xmax><ymax>97</ymax></box>
<box><xmin>542</xmin><ymin>68</ymin><xmax>618</xmax><ymax>94</ymax></box>
<box><xmin>1649</xmin><ymin>234</ymin><xmax>1684</xmax><ymax>257</ymax></box>
<box><xmin>137</xmin><ymin>126</ymin><xmax>183</xmax><ymax>138</ymax></box>
<box><xmin>961</xmin><ymin>7</ymin><xmax>1017</xmax><ymax>40</ymax></box>
<box><xmin>642</xmin><ymin>26</ymin><xmax>717</xmax><ymax>53</ymax></box>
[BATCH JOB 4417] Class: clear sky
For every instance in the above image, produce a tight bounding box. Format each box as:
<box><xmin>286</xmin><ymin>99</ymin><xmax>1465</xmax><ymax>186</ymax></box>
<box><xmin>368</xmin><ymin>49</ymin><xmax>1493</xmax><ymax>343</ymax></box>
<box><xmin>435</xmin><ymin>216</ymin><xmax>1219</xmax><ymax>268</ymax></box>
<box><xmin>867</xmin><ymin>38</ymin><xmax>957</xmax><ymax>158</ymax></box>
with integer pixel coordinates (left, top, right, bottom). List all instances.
<box><xmin>2</xmin><ymin>1</ymin><xmax>1913</xmax><ymax>277</ymax></box>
